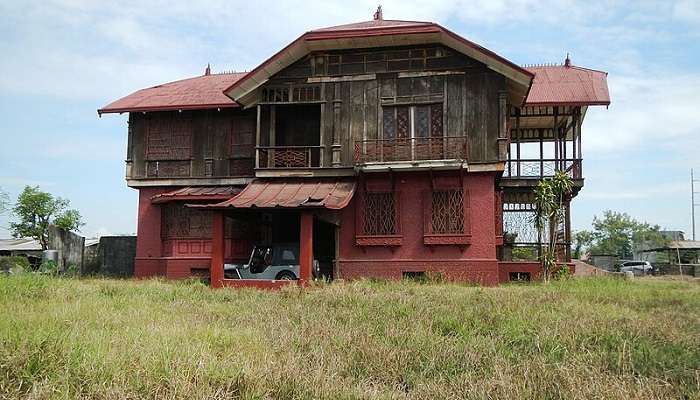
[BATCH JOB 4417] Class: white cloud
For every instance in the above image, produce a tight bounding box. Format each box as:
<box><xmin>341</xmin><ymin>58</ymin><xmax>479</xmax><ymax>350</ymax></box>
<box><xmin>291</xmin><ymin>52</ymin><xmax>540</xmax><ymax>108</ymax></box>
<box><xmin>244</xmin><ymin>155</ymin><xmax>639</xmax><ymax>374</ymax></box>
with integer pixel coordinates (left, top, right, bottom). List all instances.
<box><xmin>583</xmin><ymin>73</ymin><xmax>700</xmax><ymax>153</ymax></box>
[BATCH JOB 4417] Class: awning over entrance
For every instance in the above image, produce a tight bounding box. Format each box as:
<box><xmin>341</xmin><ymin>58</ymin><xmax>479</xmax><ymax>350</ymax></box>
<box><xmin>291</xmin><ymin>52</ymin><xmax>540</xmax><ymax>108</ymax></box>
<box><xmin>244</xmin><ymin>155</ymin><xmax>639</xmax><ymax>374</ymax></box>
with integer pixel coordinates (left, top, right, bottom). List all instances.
<box><xmin>191</xmin><ymin>179</ymin><xmax>356</xmax><ymax>210</ymax></box>
<box><xmin>151</xmin><ymin>186</ymin><xmax>241</xmax><ymax>204</ymax></box>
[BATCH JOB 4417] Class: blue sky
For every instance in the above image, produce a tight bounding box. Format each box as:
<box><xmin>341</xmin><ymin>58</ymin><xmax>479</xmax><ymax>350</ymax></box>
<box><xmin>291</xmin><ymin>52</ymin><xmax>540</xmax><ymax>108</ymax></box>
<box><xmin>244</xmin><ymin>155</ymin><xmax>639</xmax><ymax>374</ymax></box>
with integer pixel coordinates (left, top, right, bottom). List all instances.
<box><xmin>1</xmin><ymin>0</ymin><xmax>699</xmax><ymax>238</ymax></box>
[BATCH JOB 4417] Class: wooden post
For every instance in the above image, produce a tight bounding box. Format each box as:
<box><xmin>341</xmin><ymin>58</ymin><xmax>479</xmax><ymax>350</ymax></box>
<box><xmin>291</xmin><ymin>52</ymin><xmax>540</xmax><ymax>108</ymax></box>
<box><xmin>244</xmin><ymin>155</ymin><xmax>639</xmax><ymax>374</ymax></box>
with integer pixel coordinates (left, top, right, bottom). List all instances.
<box><xmin>553</xmin><ymin>106</ymin><xmax>559</xmax><ymax>172</ymax></box>
<box><xmin>210</xmin><ymin>211</ymin><xmax>225</xmax><ymax>288</ymax></box>
<box><xmin>255</xmin><ymin>105</ymin><xmax>261</xmax><ymax>169</ymax></box>
<box><xmin>299</xmin><ymin>212</ymin><xmax>313</xmax><ymax>284</ymax></box>
<box><xmin>515</xmin><ymin>111</ymin><xmax>521</xmax><ymax>177</ymax></box>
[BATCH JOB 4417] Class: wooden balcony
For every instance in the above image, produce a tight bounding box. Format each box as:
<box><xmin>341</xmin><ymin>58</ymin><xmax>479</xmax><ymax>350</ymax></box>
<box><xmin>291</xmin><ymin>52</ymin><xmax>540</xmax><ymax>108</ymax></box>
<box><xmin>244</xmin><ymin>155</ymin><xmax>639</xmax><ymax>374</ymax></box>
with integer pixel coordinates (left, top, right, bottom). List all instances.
<box><xmin>354</xmin><ymin>136</ymin><xmax>468</xmax><ymax>166</ymax></box>
<box><xmin>256</xmin><ymin>146</ymin><xmax>324</xmax><ymax>169</ymax></box>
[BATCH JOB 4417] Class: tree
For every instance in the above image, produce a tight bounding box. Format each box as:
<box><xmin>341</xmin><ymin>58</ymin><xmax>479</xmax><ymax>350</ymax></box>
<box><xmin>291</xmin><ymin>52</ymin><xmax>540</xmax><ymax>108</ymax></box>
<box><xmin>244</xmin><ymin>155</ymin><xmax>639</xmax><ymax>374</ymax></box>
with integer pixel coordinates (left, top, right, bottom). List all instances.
<box><xmin>0</xmin><ymin>188</ymin><xmax>8</xmax><ymax>214</ymax></box>
<box><xmin>587</xmin><ymin>211</ymin><xmax>667</xmax><ymax>259</ymax></box>
<box><xmin>572</xmin><ymin>230</ymin><xmax>594</xmax><ymax>259</ymax></box>
<box><xmin>534</xmin><ymin>171</ymin><xmax>573</xmax><ymax>283</ymax></box>
<box><xmin>10</xmin><ymin>186</ymin><xmax>84</xmax><ymax>250</ymax></box>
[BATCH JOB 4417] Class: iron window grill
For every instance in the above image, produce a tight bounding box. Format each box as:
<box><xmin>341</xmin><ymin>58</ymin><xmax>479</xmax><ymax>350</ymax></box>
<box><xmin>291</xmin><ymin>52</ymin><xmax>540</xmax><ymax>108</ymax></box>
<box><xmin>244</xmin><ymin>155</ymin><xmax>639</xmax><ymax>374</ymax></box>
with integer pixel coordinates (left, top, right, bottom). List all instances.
<box><xmin>431</xmin><ymin>190</ymin><xmax>464</xmax><ymax>234</ymax></box>
<box><xmin>361</xmin><ymin>192</ymin><xmax>397</xmax><ymax>236</ymax></box>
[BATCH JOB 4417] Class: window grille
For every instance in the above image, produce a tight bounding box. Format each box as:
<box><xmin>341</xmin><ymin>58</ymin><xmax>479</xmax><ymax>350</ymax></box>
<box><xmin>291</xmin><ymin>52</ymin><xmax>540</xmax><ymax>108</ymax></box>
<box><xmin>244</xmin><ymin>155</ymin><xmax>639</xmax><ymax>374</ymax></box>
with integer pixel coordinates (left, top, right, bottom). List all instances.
<box><xmin>431</xmin><ymin>190</ymin><xmax>464</xmax><ymax>234</ymax></box>
<box><xmin>361</xmin><ymin>192</ymin><xmax>397</xmax><ymax>236</ymax></box>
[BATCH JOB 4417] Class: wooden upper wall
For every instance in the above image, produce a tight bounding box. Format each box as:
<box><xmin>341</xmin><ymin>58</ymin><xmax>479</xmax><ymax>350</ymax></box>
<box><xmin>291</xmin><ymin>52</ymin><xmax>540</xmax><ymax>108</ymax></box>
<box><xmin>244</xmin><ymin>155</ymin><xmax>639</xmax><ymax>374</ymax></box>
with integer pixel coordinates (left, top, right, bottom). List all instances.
<box><xmin>257</xmin><ymin>44</ymin><xmax>508</xmax><ymax>165</ymax></box>
<box><xmin>126</xmin><ymin>43</ymin><xmax>510</xmax><ymax>185</ymax></box>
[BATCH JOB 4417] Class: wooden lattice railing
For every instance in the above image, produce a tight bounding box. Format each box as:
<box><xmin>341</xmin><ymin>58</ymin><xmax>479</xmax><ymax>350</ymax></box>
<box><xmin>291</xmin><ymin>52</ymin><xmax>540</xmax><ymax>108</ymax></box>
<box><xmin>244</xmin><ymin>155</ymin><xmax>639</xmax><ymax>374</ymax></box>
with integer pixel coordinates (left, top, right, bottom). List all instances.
<box><xmin>354</xmin><ymin>136</ymin><xmax>468</xmax><ymax>164</ymax></box>
<box><xmin>256</xmin><ymin>146</ymin><xmax>324</xmax><ymax>169</ymax></box>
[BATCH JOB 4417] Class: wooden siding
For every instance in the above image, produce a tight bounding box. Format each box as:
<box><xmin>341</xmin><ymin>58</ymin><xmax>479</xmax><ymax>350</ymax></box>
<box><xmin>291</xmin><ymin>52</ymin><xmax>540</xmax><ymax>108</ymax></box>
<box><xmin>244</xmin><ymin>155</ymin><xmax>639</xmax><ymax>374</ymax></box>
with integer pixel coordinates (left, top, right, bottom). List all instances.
<box><xmin>128</xmin><ymin>108</ymin><xmax>256</xmax><ymax>181</ymax></box>
<box><xmin>258</xmin><ymin>44</ymin><xmax>508</xmax><ymax>167</ymax></box>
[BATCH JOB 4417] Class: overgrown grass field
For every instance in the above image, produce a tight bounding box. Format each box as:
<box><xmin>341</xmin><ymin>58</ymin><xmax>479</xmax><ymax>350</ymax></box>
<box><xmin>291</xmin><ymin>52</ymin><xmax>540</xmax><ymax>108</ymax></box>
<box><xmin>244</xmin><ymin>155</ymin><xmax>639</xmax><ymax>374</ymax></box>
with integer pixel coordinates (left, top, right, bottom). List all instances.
<box><xmin>0</xmin><ymin>275</ymin><xmax>698</xmax><ymax>399</ymax></box>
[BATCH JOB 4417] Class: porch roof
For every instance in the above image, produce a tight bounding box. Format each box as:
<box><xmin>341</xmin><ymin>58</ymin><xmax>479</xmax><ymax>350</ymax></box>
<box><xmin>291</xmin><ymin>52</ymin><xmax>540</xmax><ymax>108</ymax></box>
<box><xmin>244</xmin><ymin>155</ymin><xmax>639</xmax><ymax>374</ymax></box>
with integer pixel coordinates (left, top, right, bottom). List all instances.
<box><xmin>190</xmin><ymin>179</ymin><xmax>356</xmax><ymax>210</ymax></box>
<box><xmin>151</xmin><ymin>186</ymin><xmax>242</xmax><ymax>204</ymax></box>
<box><xmin>524</xmin><ymin>63</ymin><xmax>610</xmax><ymax>106</ymax></box>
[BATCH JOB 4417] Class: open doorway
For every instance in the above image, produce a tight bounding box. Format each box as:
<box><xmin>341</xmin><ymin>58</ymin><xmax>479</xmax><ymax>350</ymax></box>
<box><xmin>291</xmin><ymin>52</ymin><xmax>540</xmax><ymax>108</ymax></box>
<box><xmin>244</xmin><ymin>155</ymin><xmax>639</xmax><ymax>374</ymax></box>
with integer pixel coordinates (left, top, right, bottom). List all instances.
<box><xmin>313</xmin><ymin>218</ymin><xmax>336</xmax><ymax>280</ymax></box>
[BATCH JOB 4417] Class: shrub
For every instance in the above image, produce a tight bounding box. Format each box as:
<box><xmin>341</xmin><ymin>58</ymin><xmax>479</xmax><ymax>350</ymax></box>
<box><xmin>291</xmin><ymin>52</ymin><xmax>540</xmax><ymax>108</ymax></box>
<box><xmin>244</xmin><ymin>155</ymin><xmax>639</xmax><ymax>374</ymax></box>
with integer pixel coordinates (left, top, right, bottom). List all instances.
<box><xmin>0</xmin><ymin>256</ymin><xmax>30</xmax><ymax>273</ymax></box>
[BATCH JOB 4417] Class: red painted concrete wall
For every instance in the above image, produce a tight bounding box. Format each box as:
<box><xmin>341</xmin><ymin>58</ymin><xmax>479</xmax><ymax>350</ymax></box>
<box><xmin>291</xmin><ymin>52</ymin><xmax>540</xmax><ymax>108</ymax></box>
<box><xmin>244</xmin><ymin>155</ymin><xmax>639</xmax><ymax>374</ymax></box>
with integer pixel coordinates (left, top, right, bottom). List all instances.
<box><xmin>134</xmin><ymin>188</ymin><xmax>165</xmax><ymax>277</ymax></box>
<box><xmin>337</xmin><ymin>171</ymin><xmax>501</xmax><ymax>285</ymax></box>
<box><xmin>134</xmin><ymin>188</ymin><xmax>248</xmax><ymax>279</ymax></box>
<box><xmin>498</xmin><ymin>261</ymin><xmax>542</xmax><ymax>282</ymax></box>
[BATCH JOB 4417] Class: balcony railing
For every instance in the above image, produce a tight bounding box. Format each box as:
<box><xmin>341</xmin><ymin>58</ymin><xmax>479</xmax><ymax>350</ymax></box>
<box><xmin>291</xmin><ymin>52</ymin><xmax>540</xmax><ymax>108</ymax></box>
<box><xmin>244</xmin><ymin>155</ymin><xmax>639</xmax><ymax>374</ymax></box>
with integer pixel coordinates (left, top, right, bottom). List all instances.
<box><xmin>504</xmin><ymin>158</ymin><xmax>582</xmax><ymax>179</ymax></box>
<box><xmin>354</xmin><ymin>136</ymin><xmax>468</xmax><ymax>164</ymax></box>
<box><xmin>256</xmin><ymin>146</ymin><xmax>324</xmax><ymax>169</ymax></box>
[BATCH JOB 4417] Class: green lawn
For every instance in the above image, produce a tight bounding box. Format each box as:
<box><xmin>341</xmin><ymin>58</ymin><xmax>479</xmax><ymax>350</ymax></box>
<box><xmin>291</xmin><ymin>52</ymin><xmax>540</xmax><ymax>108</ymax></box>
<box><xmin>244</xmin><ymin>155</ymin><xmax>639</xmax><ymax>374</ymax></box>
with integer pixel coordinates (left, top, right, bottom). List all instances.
<box><xmin>0</xmin><ymin>275</ymin><xmax>698</xmax><ymax>399</ymax></box>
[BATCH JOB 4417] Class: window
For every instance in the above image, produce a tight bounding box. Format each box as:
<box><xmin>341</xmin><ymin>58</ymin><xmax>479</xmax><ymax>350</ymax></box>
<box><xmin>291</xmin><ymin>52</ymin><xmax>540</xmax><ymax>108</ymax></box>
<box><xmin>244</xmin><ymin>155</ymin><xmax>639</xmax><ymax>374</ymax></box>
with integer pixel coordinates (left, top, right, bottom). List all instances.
<box><xmin>382</xmin><ymin>104</ymin><xmax>443</xmax><ymax>140</ymax></box>
<box><xmin>362</xmin><ymin>192</ymin><xmax>397</xmax><ymax>235</ymax></box>
<box><xmin>423</xmin><ymin>188</ymin><xmax>470</xmax><ymax>245</ymax></box>
<box><xmin>431</xmin><ymin>190</ymin><xmax>464</xmax><ymax>234</ymax></box>
<box><xmin>280</xmin><ymin>249</ymin><xmax>297</xmax><ymax>263</ymax></box>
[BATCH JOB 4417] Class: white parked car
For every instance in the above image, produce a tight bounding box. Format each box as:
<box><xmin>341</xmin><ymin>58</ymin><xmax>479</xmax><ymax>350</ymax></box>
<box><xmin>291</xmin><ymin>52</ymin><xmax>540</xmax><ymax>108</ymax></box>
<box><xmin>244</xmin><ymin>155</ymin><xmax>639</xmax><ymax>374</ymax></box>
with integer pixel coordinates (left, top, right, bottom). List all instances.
<box><xmin>619</xmin><ymin>261</ymin><xmax>656</xmax><ymax>276</ymax></box>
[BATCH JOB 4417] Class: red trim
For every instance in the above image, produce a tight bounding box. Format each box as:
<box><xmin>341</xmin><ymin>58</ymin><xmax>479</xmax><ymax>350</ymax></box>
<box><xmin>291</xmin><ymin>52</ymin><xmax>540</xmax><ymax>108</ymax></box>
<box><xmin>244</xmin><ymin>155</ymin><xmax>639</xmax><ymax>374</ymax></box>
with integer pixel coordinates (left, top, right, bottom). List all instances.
<box><xmin>221</xmin><ymin>279</ymin><xmax>297</xmax><ymax>289</ymax></box>
<box><xmin>524</xmin><ymin>101</ymin><xmax>611</xmax><ymax>107</ymax></box>
<box><xmin>305</xmin><ymin>25</ymin><xmax>440</xmax><ymax>40</ymax></box>
<box><xmin>152</xmin><ymin>194</ymin><xmax>233</xmax><ymax>204</ymax></box>
<box><xmin>355</xmin><ymin>235</ymin><xmax>403</xmax><ymax>246</ymax></box>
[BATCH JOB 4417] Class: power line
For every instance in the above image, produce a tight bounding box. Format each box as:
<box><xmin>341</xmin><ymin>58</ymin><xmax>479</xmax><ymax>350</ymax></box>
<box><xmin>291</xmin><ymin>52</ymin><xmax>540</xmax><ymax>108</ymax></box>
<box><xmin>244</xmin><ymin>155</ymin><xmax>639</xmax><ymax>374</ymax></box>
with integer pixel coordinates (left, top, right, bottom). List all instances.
<box><xmin>692</xmin><ymin>168</ymin><xmax>698</xmax><ymax>241</ymax></box>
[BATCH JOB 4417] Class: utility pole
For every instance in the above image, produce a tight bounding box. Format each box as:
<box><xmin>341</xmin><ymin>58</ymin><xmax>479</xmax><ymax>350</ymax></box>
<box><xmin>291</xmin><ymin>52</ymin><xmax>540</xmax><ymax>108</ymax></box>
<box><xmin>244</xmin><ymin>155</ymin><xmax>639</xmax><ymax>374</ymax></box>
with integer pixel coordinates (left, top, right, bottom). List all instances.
<box><xmin>693</xmin><ymin>168</ymin><xmax>698</xmax><ymax>240</ymax></box>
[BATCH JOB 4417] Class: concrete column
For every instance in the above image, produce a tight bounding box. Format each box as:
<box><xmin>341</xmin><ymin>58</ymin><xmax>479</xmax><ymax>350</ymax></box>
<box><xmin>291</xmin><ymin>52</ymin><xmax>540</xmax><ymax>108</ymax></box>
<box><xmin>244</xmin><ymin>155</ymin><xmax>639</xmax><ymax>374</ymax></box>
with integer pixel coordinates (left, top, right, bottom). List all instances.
<box><xmin>299</xmin><ymin>212</ymin><xmax>313</xmax><ymax>283</ymax></box>
<box><xmin>210</xmin><ymin>211</ymin><xmax>225</xmax><ymax>288</ymax></box>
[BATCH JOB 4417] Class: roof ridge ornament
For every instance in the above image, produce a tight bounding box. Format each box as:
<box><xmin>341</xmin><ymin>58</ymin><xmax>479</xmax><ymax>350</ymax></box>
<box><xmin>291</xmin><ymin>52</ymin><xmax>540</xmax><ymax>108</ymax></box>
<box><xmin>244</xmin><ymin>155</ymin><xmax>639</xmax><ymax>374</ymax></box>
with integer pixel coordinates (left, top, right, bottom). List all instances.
<box><xmin>373</xmin><ymin>5</ymin><xmax>383</xmax><ymax>20</ymax></box>
<box><xmin>565</xmin><ymin>53</ymin><xmax>571</xmax><ymax>67</ymax></box>
<box><xmin>205</xmin><ymin>63</ymin><xmax>211</xmax><ymax>76</ymax></box>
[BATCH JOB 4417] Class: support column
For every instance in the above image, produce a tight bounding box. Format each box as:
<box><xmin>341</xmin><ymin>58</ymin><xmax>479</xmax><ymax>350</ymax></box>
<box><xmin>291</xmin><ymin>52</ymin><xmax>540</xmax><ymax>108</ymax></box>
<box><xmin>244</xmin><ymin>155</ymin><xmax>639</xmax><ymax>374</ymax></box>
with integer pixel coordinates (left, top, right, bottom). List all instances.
<box><xmin>299</xmin><ymin>212</ymin><xmax>314</xmax><ymax>284</ymax></box>
<box><xmin>565</xmin><ymin>200</ymin><xmax>572</xmax><ymax>262</ymax></box>
<box><xmin>210</xmin><ymin>211</ymin><xmax>225</xmax><ymax>288</ymax></box>
<box><xmin>331</xmin><ymin>83</ymin><xmax>343</xmax><ymax>166</ymax></box>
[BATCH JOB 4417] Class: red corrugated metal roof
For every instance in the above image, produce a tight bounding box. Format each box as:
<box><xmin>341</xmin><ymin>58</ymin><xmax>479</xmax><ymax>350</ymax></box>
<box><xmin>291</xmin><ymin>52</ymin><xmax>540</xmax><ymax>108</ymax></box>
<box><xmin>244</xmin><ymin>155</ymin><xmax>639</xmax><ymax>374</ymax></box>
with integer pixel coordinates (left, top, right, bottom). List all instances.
<box><xmin>98</xmin><ymin>72</ymin><xmax>245</xmax><ymax>114</ymax></box>
<box><xmin>310</xmin><ymin>19</ymin><xmax>433</xmax><ymax>32</ymax></box>
<box><xmin>151</xmin><ymin>186</ymin><xmax>242</xmax><ymax>204</ymax></box>
<box><xmin>192</xmin><ymin>179</ymin><xmax>356</xmax><ymax>210</ymax></box>
<box><xmin>525</xmin><ymin>64</ymin><xmax>610</xmax><ymax>106</ymax></box>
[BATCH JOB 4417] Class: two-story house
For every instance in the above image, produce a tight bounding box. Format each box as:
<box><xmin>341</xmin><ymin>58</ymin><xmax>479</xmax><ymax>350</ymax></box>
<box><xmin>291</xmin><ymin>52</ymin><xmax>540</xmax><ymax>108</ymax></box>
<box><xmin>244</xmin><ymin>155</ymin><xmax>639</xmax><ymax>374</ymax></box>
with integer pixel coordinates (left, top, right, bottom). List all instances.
<box><xmin>99</xmin><ymin>12</ymin><xmax>609</xmax><ymax>288</ymax></box>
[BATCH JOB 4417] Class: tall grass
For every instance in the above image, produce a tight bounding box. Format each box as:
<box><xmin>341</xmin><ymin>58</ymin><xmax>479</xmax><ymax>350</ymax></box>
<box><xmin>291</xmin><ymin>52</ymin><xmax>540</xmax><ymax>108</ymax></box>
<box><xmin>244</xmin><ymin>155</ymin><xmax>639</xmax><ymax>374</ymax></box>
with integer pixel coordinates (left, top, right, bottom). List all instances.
<box><xmin>0</xmin><ymin>275</ymin><xmax>698</xmax><ymax>399</ymax></box>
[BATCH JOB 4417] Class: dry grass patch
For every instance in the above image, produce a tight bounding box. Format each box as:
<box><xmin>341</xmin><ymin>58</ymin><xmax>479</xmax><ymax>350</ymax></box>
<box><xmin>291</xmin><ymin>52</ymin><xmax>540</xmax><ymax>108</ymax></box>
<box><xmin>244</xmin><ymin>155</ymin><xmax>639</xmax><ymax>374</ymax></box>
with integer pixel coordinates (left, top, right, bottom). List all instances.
<box><xmin>0</xmin><ymin>275</ymin><xmax>698</xmax><ymax>399</ymax></box>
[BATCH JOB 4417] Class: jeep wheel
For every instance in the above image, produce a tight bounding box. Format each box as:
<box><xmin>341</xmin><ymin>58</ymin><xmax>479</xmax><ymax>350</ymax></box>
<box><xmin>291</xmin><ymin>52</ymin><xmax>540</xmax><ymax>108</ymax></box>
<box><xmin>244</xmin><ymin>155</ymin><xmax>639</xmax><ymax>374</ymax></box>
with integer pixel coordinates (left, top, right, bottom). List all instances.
<box><xmin>275</xmin><ymin>271</ymin><xmax>297</xmax><ymax>280</ymax></box>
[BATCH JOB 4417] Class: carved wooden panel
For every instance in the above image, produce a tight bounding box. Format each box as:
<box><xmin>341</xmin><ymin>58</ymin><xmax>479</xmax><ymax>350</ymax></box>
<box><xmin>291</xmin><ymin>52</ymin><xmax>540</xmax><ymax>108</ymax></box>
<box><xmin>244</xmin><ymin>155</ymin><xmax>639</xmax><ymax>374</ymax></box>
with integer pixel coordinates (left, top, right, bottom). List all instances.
<box><xmin>146</xmin><ymin>160</ymin><xmax>191</xmax><ymax>177</ymax></box>
<box><xmin>161</xmin><ymin>204</ymin><xmax>212</xmax><ymax>239</ymax></box>
<box><xmin>146</xmin><ymin>115</ymin><xmax>192</xmax><ymax>160</ymax></box>
<box><xmin>305</xmin><ymin>45</ymin><xmax>475</xmax><ymax>77</ymax></box>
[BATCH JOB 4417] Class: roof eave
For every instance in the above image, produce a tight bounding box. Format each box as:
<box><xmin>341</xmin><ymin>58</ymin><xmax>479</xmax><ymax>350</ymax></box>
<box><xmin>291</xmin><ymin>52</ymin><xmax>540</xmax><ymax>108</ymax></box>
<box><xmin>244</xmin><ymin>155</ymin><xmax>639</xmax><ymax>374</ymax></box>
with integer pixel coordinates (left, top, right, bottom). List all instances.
<box><xmin>523</xmin><ymin>100</ymin><xmax>611</xmax><ymax>107</ymax></box>
<box><xmin>98</xmin><ymin>102</ymin><xmax>239</xmax><ymax>116</ymax></box>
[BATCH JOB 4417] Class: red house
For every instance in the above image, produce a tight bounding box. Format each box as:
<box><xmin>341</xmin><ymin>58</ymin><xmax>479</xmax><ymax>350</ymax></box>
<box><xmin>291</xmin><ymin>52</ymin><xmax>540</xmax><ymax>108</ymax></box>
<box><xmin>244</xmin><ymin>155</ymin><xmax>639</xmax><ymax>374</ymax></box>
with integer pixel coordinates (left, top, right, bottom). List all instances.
<box><xmin>100</xmin><ymin>13</ymin><xmax>610</xmax><ymax>288</ymax></box>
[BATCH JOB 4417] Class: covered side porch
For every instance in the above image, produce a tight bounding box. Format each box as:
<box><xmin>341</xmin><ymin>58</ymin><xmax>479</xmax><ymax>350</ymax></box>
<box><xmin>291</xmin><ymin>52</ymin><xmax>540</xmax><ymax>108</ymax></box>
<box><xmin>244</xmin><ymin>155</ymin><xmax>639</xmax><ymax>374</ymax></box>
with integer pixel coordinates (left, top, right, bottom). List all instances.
<box><xmin>190</xmin><ymin>179</ymin><xmax>355</xmax><ymax>289</ymax></box>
